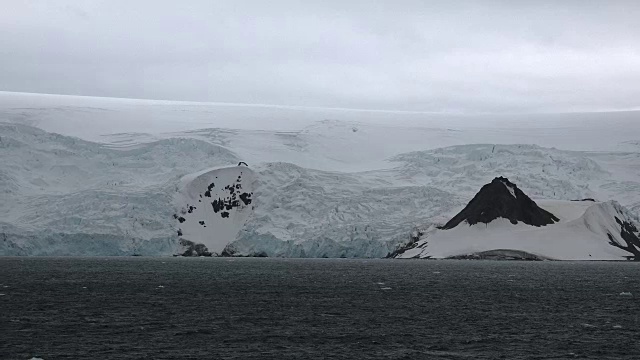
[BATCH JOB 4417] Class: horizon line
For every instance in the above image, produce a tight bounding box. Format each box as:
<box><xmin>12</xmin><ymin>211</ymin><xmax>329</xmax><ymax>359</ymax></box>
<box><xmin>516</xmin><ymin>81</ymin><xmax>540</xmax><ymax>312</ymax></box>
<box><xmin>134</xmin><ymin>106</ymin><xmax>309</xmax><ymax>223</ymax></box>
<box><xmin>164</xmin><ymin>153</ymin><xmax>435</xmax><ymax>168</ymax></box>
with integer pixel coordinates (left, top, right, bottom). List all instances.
<box><xmin>1</xmin><ymin>90</ymin><xmax>639</xmax><ymax>116</ymax></box>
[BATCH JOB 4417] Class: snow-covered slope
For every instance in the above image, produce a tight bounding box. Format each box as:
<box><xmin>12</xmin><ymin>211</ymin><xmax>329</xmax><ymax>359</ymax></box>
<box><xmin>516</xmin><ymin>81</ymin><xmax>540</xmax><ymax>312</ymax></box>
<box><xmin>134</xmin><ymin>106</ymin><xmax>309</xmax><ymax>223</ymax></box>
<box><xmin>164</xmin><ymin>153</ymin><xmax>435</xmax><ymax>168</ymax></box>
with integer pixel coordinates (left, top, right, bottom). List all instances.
<box><xmin>393</xmin><ymin>200</ymin><xmax>640</xmax><ymax>261</ymax></box>
<box><xmin>392</xmin><ymin>177</ymin><xmax>640</xmax><ymax>261</ymax></box>
<box><xmin>174</xmin><ymin>165</ymin><xmax>254</xmax><ymax>255</ymax></box>
<box><xmin>1</xmin><ymin>92</ymin><xmax>640</xmax><ymax>258</ymax></box>
<box><xmin>3</xmin><ymin>92</ymin><xmax>640</xmax><ymax>172</ymax></box>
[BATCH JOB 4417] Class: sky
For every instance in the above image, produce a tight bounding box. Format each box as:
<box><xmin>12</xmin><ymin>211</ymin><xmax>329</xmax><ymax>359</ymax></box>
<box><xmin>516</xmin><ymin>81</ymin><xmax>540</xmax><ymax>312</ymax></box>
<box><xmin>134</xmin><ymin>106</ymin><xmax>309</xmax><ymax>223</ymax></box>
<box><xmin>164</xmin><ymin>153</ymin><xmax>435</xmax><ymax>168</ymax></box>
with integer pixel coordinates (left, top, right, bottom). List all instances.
<box><xmin>1</xmin><ymin>1</ymin><xmax>640</xmax><ymax>113</ymax></box>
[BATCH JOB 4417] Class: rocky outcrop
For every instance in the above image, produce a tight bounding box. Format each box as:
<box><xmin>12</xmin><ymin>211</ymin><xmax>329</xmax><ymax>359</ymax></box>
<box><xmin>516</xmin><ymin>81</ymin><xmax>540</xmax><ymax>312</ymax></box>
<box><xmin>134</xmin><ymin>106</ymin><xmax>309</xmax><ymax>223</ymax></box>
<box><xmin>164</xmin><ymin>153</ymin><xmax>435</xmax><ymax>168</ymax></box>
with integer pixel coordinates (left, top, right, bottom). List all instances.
<box><xmin>440</xmin><ymin>177</ymin><xmax>559</xmax><ymax>229</ymax></box>
<box><xmin>609</xmin><ymin>216</ymin><xmax>640</xmax><ymax>261</ymax></box>
<box><xmin>178</xmin><ymin>238</ymin><xmax>212</xmax><ymax>257</ymax></box>
<box><xmin>386</xmin><ymin>226</ymin><xmax>424</xmax><ymax>258</ymax></box>
<box><xmin>447</xmin><ymin>249</ymin><xmax>548</xmax><ymax>261</ymax></box>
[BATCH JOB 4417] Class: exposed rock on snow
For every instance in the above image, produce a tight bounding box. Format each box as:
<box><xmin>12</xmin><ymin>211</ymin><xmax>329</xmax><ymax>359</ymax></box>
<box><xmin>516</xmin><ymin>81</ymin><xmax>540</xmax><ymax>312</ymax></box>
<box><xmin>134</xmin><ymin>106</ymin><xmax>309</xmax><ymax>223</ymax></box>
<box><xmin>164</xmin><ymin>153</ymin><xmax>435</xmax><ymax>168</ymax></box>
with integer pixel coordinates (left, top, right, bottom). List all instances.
<box><xmin>174</xmin><ymin>166</ymin><xmax>255</xmax><ymax>255</ymax></box>
<box><xmin>606</xmin><ymin>204</ymin><xmax>640</xmax><ymax>260</ymax></box>
<box><xmin>178</xmin><ymin>238</ymin><xmax>212</xmax><ymax>257</ymax></box>
<box><xmin>447</xmin><ymin>249</ymin><xmax>548</xmax><ymax>261</ymax></box>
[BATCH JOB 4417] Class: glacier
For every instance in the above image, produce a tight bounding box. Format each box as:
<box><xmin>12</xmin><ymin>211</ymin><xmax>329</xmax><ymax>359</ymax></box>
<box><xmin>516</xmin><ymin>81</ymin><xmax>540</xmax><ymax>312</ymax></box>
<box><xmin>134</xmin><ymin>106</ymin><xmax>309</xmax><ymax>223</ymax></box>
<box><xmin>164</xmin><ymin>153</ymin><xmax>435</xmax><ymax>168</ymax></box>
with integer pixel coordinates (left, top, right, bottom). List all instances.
<box><xmin>1</xmin><ymin>92</ymin><xmax>640</xmax><ymax>258</ymax></box>
<box><xmin>0</xmin><ymin>123</ymin><xmax>238</xmax><ymax>255</ymax></box>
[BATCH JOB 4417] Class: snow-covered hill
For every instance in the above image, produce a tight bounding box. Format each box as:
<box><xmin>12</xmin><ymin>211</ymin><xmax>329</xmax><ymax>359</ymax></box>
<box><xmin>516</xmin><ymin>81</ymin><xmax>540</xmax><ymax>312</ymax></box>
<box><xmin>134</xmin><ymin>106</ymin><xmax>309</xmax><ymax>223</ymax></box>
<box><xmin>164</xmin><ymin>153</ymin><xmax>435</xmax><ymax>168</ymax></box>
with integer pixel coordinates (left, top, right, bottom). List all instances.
<box><xmin>392</xmin><ymin>178</ymin><xmax>640</xmax><ymax>261</ymax></box>
<box><xmin>174</xmin><ymin>165</ymin><xmax>255</xmax><ymax>255</ymax></box>
<box><xmin>1</xmin><ymin>92</ymin><xmax>640</xmax><ymax>258</ymax></box>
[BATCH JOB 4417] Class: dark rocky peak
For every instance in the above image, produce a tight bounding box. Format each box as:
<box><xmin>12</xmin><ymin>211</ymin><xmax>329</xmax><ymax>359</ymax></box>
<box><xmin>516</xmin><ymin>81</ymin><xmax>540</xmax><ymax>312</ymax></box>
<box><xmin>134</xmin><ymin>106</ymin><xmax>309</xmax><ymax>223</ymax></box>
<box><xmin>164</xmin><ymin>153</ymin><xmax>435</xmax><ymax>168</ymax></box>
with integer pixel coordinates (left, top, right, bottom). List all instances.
<box><xmin>440</xmin><ymin>177</ymin><xmax>559</xmax><ymax>230</ymax></box>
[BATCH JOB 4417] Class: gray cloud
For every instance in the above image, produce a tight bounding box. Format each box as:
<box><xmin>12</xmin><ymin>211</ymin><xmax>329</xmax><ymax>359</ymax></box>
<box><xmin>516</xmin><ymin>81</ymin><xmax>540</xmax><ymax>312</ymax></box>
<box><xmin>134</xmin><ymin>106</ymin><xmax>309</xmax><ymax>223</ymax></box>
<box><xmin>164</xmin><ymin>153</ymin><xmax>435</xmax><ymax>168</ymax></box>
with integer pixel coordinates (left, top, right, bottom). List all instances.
<box><xmin>1</xmin><ymin>0</ymin><xmax>639</xmax><ymax>113</ymax></box>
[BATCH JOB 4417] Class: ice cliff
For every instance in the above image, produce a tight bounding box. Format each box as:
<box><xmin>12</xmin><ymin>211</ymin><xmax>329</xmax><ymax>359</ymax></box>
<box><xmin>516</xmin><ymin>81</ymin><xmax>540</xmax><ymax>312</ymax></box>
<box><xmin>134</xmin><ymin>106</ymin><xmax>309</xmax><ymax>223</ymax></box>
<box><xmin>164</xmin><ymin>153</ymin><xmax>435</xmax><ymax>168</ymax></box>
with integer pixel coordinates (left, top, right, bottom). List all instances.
<box><xmin>2</xmin><ymin>118</ymin><xmax>640</xmax><ymax>258</ymax></box>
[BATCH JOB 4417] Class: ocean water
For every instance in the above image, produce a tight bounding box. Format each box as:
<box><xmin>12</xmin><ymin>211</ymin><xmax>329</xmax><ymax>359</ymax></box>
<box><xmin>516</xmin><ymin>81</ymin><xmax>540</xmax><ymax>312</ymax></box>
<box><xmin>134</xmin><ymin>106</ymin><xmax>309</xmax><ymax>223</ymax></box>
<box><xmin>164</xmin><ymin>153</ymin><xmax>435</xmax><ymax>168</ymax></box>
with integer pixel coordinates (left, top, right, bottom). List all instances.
<box><xmin>1</xmin><ymin>258</ymin><xmax>639</xmax><ymax>359</ymax></box>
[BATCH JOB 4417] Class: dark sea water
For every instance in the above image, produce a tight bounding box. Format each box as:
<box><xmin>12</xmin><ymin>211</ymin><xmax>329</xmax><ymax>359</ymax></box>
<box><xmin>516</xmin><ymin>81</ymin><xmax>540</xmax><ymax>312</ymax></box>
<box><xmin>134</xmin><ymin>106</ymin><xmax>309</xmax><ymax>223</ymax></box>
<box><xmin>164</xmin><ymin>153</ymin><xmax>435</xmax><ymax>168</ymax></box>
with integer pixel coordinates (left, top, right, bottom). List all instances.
<box><xmin>1</xmin><ymin>258</ymin><xmax>639</xmax><ymax>360</ymax></box>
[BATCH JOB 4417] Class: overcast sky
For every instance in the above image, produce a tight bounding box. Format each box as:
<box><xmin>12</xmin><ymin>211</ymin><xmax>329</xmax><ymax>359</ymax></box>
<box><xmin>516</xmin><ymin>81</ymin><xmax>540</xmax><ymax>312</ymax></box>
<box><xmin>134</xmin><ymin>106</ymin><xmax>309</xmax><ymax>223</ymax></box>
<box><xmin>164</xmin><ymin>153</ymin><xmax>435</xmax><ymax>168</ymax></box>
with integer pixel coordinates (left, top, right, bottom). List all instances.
<box><xmin>1</xmin><ymin>1</ymin><xmax>639</xmax><ymax>113</ymax></box>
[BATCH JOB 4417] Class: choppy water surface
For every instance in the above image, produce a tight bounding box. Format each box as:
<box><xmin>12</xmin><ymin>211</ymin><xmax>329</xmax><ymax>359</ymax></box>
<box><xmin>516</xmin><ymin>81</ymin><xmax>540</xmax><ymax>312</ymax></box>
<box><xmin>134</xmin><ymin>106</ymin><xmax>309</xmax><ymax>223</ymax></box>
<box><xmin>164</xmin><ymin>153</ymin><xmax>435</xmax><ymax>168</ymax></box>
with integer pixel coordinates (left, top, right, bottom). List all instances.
<box><xmin>1</xmin><ymin>258</ymin><xmax>639</xmax><ymax>359</ymax></box>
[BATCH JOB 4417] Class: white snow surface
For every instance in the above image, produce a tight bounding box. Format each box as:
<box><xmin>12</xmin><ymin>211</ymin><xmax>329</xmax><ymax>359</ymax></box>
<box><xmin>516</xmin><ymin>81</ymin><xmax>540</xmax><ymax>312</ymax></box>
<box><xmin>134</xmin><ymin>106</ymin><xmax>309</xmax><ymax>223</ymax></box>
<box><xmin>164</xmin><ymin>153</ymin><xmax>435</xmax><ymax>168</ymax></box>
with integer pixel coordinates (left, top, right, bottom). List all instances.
<box><xmin>1</xmin><ymin>92</ymin><xmax>640</xmax><ymax>257</ymax></box>
<box><xmin>502</xmin><ymin>180</ymin><xmax>517</xmax><ymax>199</ymax></box>
<box><xmin>394</xmin><ymin>200</ymin><xmax>640</xmax><ymax>261</ymax></box>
